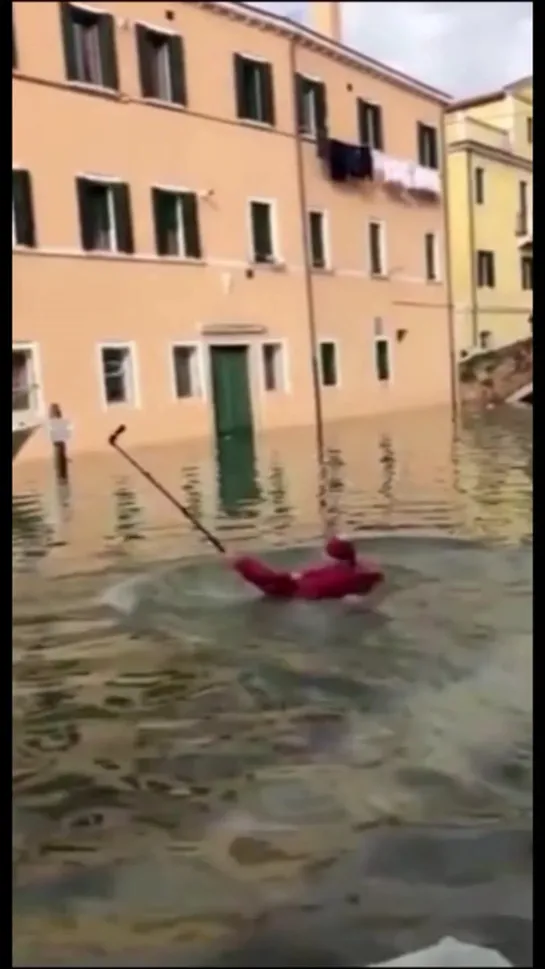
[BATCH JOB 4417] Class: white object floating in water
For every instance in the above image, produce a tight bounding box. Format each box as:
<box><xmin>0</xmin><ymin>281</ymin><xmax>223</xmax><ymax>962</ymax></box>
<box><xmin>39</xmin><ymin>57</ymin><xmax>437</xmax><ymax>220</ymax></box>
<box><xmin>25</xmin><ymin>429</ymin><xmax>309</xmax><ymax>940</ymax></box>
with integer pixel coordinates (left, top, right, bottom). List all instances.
<box><xmin>369</xmin><ymin>936</ymin><xmax>513</xmax><ymax>968</ymax></box>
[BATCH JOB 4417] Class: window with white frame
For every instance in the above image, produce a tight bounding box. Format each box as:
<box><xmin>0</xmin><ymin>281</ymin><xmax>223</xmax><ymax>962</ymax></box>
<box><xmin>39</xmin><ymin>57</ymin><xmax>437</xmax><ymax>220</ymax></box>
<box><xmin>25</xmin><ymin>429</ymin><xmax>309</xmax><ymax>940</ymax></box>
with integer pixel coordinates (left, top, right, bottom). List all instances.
<box><xmin>76</xmin><ymin>177</ymin><xmax>134</xmax><ymax>253</ymax></box>
<box><xmin>100</xmin><ymin>345</ymin><xmax>136</xmax><ymax>405</ymax></box>
<box><xmin>249</xmin><ymin>200</ymin><xmax>276</xmax><ymax>263</ymax></box>
<box><xmin>417</xmin><ymin>122</ymin><xmax>439</xmax><ymax>170</ymax></box>
<box><xmin>60</xmin><ymin>3</ymin><xmax>119</xmax><ymax>90</ymax></box>
<box><xmin>172</xmin><ymin>344</ymin><xmax>202</xmax><ymax>398</ymax></box>
<box><xmin>368</xmin><ymin>221</ymin><xmax>386</xmax><ymax>277</ymax></box>
<box><xmin>261</xmin><ymin>342</ymin><xmax>286</xmax><ymax>392</ymax></box>
<box><xmin>374</xmin><ymin>337</ymin><xmax>391</xmax><ymax>382</ymax></box>
<box><xmin>424</xmin><ymin>232</ymin><xmax>439</xmax><ymax>281</ymax></box>
<box><xmin>358</xmin><ymin>99</ymin><xmax>384</xmax><ymax>150</ymax></box>
<box><xmin>136</xmin><ymin>25</ymin><xmax>187</xmax><ymax>105</ymax></box>
<box><xmin>234</xmin><ymin>54</ymin><xmax>275</xmax><ymax>125</ymax></box>
<box><xmin>12</xmin><ymin>346</ymin><xmax>39</xmax><ymax>413</ymax></box>
<box><xmin>295</xmin><ymin>74</ymin><xmax>327</xmax><ymax>136</ymax></box>
<box><xmin>308</xmin><ymin>210</ymin><xmax>327</xmax><ymax>269</ymax></box>
<box><xmin>319</xmin><ymin>341</ymin><xmax>339</xmax><ymax>387</ymax></box>
<box><xmin>476</xmin><ymin>250</ymin><xmax>495</xmax><ymax>289</ymax></box>
<box><xmin>152</xmin><ymin>188</ymin><xmax>202</xmax><ymax>258</ymax></box>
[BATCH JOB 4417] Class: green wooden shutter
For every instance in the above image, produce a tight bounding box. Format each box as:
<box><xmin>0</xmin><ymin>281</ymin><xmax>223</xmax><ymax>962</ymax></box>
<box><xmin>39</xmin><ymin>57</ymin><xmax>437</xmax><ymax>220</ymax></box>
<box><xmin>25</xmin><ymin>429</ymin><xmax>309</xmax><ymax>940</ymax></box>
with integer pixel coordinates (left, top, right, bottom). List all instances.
<box><xmin>315</xmin><ymin>80</ymin><xmax>327</xmax><ymax>134</ymax></box>
<box><xmin>76</xmin><ymin>177</ymin><xmax>94</xmax><ymax>250</ymax></box>
<box><xmin>357</xmin><ymin>99</ymin><xmax>368</xmax><ymax>145</ymax></box>
<box><xmin>136</xmin><ymin>25</ymin><xmax>154</xmax><ymax>98</ymax></box>
<box><xmin>98</xmin><ymin>12</ymin><xmax>119</xmax><ymax>90</ymax></box>
<box><xmin>294</xmin><ymin>73</ymin><xmax>305</xmax><ymax>132</ymax></box>
<box><xmin>59</xmin><ymin>2</ymin><xmax>78</xmax><ymax>81</ymax></box>
<box><xmin>152</xmin><ymin>188</ymin><xmax>170</xmax><ymax>255</ymax></box>
<box><xmin>417</xmin><ymin>122</ymin><xmax>426</xmax><ymax>166</ymax></box>
<box><xmin>12</xmin><ymin>13</ymin><xmax>17</xmax><ymax>69</ymax></box>
<box><xmin>375</xmin><ymin>105</ymin><xmax>384</xmax><ymax>151</ymax></box>
<box><xmin>181</xmin><ymin>193</ymin><xmax>202</xmax><ymax>259</ymax></box>
<box><xmin>168</xmin><ymin>35</ymin><xmax>187</xmax><ymax>106</ymax></box>
<box><xmin>13</xmin><ymin>170</ymin><xmax>36</xmax><ymax>248</ymax></box>
<box><xmin>233</xmin><ymin>53</ymin><xmax>246</xmax><ymax>118</ymax></box>
<box><xmin>261</xmin><ymin>62</ymin><xmax>275</xmax><ymax>125</ymax></box>
<box><xmin>113</xmin><ymin>183</ymin><xmax>134</xmax><ymax>253</ymax></box>
<box><xmin>429</xmin><ymin>127</ymin><xmax>439</xmax><ymax>170</ymax></box>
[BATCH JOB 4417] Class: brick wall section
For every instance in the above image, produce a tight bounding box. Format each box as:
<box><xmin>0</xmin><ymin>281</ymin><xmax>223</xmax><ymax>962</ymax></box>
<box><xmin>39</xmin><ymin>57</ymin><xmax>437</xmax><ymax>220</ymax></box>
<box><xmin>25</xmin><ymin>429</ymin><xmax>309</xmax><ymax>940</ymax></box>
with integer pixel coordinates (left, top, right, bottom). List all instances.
<box><xmin>459</xmin><ymin>338</ymin><xmax>533</xmax><ymax>406</ymax></box>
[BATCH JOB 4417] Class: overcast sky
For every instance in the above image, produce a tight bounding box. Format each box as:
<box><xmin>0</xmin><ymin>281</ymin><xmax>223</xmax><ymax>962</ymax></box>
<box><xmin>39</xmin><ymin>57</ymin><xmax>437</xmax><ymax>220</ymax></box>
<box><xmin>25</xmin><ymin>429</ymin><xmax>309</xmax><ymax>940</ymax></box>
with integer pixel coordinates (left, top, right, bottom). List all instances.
<box><xmin>249</xmin><ymin>2</ymin><xmax>533</xmax><ymax>97</ymax></box>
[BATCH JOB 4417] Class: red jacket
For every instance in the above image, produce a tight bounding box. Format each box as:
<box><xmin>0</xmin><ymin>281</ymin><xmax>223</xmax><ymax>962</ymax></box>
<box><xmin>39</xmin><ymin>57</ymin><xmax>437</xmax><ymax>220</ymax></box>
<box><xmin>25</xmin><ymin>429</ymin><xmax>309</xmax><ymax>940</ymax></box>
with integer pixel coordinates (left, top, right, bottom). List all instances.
<box><xmin>297</xmin><ymin>560</ymin><xmax>382</xmax><ymax>599</ymax></box>
<box><xmin>232</xmin><ymin>551</ymin><xmax>383</xmax><ymax>601</ymax></box>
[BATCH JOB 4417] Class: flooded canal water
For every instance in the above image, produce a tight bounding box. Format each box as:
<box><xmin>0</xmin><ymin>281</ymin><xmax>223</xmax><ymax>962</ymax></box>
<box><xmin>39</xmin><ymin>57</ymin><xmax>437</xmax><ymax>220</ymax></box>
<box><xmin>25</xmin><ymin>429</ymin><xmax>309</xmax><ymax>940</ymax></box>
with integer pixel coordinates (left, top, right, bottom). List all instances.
<box><xmin>12</xmin><ymin>407</ymin><xmax>533</xmax><ymax>967</ymax></box>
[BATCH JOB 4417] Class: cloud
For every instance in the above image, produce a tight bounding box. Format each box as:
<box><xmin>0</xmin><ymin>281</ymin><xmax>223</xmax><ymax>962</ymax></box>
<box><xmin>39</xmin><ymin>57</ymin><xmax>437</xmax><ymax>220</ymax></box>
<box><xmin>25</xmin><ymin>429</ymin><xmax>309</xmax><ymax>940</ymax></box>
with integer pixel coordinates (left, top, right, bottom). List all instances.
<box><xmin>248</xmin><ymin>2</ymin><xmax>533</xmax><ymax>97</ymax></box>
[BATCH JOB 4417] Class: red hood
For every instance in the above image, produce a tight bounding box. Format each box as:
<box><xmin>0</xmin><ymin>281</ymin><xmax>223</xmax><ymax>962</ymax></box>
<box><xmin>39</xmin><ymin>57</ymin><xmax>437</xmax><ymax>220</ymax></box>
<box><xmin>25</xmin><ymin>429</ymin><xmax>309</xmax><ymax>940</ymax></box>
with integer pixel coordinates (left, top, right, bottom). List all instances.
<box><xmin>325</xmin><ymin>537</ymin><xmax>356</xmax><ymax>564</ymax></box>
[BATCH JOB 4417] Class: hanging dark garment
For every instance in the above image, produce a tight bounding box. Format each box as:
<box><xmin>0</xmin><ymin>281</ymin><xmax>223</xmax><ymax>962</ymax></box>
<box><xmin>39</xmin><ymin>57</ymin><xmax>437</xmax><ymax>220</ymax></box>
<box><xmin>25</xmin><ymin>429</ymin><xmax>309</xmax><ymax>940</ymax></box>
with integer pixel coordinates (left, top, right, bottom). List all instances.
<box><xmin>320</xmin><ymin>139</ymin><xmax>374</xmax><ymax>183</ymax></box>
<box><xmin>329</xmin><ymin>139</ymin><xmax>348</xmax><ymax>181</ymax></box>
<box><xmin>347</xmin><ymin>144</ymin><xmax>373</xmax><ymax>179</ymax></box>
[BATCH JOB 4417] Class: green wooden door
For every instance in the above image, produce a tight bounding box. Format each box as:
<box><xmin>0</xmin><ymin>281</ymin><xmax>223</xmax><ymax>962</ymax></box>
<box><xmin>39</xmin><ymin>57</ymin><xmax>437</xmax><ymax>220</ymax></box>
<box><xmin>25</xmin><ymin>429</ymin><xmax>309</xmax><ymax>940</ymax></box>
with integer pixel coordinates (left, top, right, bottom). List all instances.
<box><xmin>210</xmin><ymin>345</ymin><xmax>254</xmax><ymax>438</ymax></box>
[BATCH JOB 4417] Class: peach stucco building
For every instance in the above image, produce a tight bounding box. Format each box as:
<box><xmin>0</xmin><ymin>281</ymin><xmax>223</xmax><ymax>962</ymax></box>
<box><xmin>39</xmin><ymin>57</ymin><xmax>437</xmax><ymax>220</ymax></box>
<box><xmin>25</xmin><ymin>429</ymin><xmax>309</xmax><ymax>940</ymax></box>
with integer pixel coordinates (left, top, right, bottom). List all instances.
<box><xmin>13</xmin><ymin>0</ymin><xmax>456</xmax><ymax>461</ymax></box>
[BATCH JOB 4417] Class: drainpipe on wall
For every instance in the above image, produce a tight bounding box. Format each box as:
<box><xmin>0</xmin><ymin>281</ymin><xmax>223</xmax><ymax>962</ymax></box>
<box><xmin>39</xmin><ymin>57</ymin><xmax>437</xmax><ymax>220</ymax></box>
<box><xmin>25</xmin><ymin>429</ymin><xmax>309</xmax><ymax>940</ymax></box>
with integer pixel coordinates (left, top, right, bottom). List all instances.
<box><xmin>466</xmin><ymin>147</ymin><xmax>479</xmax><ymax>348</ymax></box>
<box><xmin>288</xmin><ymin>35</ymin><xmax>327</xmax><ymax>511</ymax></box>
<box><xmin>440</xmin><ymin>110</ymin><xmax>460</xmax><ymax>418</ymax></box>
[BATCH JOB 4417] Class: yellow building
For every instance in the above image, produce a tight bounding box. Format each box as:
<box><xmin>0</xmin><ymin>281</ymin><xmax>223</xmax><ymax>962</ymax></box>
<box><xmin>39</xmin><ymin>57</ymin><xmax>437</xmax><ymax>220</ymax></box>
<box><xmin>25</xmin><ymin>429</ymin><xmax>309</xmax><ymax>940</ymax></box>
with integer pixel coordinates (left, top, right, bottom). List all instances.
<box><xmin>446</xmin><ymin>77</ymin><xmax>532</xmax><ymax>355</ymax></box>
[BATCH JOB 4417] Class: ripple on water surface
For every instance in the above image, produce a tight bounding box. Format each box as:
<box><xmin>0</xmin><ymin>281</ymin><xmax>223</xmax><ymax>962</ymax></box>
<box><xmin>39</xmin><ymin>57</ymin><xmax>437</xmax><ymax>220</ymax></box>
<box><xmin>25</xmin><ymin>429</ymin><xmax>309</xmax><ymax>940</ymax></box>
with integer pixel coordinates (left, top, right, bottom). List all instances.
<box><xmin>13</xmin><ymin>409</ymin><xmax>532</xmax><ymax>966</ymax></box>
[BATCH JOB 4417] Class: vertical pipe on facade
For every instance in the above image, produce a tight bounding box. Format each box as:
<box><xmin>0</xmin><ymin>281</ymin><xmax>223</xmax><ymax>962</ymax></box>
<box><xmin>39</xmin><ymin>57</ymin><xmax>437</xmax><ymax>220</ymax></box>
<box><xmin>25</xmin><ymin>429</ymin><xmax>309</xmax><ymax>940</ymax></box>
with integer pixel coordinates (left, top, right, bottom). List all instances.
<box><xmin>440</xmin><ymin>110</ymin><xmax>460</xmax><ymax>417</ymax></box>
<box><xmin>466</xmin><ymin>147</ymin><xmax>478</xmax><ymax>348</ymax></box>
<box><xmin>289</xmin><ymin>35</ymin><xmax>327</xmax><ymax>511</ymax></box>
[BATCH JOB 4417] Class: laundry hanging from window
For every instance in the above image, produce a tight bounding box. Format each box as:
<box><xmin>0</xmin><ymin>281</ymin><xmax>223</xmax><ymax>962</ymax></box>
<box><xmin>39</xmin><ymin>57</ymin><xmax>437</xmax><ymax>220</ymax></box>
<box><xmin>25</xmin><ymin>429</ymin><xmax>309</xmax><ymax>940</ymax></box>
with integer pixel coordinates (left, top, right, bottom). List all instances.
<box><xmin>318</xmin><ymin>139</ymin><xmax>374</xmax><ymax>183</ymax></box>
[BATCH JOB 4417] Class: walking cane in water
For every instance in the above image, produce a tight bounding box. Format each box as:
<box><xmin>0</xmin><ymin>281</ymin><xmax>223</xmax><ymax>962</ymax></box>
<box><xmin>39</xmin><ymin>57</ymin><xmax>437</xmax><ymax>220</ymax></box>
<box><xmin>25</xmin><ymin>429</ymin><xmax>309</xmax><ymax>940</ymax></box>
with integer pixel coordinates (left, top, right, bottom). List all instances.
<box><xmin>107</xmin><ymin>425</ymin><xmax>226</xmax><ymax>554</ymax></box>
<box><xmin>107</xmin><ymin>427</ymin><xmax>384</xmax><ymax>602</ymax></box>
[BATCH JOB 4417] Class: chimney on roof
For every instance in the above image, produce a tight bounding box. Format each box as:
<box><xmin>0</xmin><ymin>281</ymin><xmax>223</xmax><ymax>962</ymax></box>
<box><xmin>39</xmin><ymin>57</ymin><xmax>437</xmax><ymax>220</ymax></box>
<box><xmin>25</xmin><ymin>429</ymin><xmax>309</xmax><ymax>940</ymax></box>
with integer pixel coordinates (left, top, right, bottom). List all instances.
<box><xmin>309</xmin><ymin>1</ymin><xmax>341</xmax><ymax>43</ymax></box>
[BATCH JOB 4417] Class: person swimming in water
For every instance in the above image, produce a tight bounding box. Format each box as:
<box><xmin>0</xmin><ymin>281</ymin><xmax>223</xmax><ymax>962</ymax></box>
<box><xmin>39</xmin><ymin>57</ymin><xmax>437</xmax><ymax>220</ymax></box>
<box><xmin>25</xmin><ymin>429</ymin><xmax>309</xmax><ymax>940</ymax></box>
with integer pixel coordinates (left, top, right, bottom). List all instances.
<box><xmin>231</xmin><ymin>536</ymin><xmax>384</xmax><ymax>601</ymax></box>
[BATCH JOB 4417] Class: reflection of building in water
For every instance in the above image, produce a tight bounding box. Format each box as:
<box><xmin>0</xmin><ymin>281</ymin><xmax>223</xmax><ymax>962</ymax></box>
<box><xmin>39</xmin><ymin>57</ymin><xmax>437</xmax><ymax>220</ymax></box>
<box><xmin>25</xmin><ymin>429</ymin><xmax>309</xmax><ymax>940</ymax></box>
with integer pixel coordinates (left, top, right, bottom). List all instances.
<box><xmin>260</xmin><ymin>407</ymin><xmax>459</xmax><ymax>537</ymax></box>
<box><xmin>14</xmin><ymin>406</ymin><xmax>531</xmax><ymax>574</ymax></box>
<box><xmin>215</xmin><ymin>433</ymin><xmax>260</xmax><ymax>519</ymax></box>
<box><xmin>455</xmin><ymin>412</ymin><xmax>533</xmax><ymax>543</ymax></box>
<box><xmin>322</xmin><ymin>448</ymin><xmax>345</xmax><ymax>532</ymax></box>
<box><xmin>180</xmin><ymin>465</ymin><xmax>203</xmax><ymax>524</ymax></box>
<box><xmin>267</xmin><ymin>460</ymin><xmax>294</xmax><ymax>536</ymax></box>
<box><xmin>378</xmin><ymin>434</ymin><xmax>396</xmax><ymax>502</ymax></box>
<box><xmin>12</xmin><ymin>491</ymin><xmax>51</xmax><ymax>565</ymax></box>
<box><xmin>12</xmin><ymin>408</ymin><xmax>465</xmax><ymax>571</ymax></box>
<box><xmin>14</xmin><ymin>0</ymin><xmax>454</xmax><ymax>463</ymax></box>
<box><xmin>113</xmin><ymin>479</ymin><xmax>144</xmax><ymax>542</ymax></box>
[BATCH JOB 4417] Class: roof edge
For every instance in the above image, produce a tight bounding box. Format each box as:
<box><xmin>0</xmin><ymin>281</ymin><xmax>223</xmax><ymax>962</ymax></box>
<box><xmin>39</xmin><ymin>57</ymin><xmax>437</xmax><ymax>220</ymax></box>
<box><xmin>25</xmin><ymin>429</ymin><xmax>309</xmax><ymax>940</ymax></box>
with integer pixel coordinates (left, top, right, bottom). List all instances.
<box><xmin>447</xmin><ymin>90</ymin><xmax>506</xmax><ymax>113</ymax></box>
<box><xmin>198</xmin><ymin>1</ymin><xmax>452</xmax><ymax>104</ymax></box>
<box><xmin>448</xmin><ymin>74</ymin><xmax>533</xmax><ymax>113</ymax></box>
